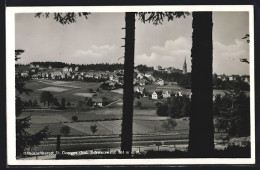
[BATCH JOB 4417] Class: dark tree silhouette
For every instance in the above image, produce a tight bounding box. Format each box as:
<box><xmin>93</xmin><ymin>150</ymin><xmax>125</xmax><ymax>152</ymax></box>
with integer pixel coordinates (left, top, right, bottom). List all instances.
<box><xmin>188</xmin><ymin>12</ymin><xmax>214</xmax><ymax>157</ymax></box>
<box><xmin>60</xmin><ymin>125</ymin><xmax>70</xmax><ymax>136</ymax></box>
<box><xmin>15</xmin><ymin>50</ymin><xmax>49</xmax><ymax>157</ymax></box>
<box><xmin>61</xmin><ymin>97</ymin><xmax>66</xmax><ymax>110</ymax></box>
<box><xmin>35</xmin><ymin>12</ymin><xmax>91</xmax><ymax>25</ymax></box>
<box><xmin>121</xmin><ymin>12</ymin><xmax>135</xmax><ymax>154</ymax></box>
<box><xmin>90</xmin><ymin>124</ymin><xmax>98</xmax><ymax>135</ymax></box>
<box><xmin>40</xmin><ymin>91</ymin><xmax>54</xmax><ymax>107</ymax></box>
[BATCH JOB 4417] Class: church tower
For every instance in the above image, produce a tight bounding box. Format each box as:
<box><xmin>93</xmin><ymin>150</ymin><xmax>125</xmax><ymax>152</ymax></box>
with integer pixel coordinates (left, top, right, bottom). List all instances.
<box><xmin>183</xmin><ymin>57</ymin><xmax>187</xmax><ymax>74</ymax></box>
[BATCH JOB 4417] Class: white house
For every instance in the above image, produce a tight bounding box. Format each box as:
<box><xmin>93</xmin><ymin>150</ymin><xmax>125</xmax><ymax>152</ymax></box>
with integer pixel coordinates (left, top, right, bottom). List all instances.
<box><xmin>29</xmin><ymin>64</ymin><xmax>35</xmax><ymax>68</ymax></box>
<box><xmin>137</xmin><ymin>73</ymin><xmax>144</xmax><ymax>79</ymax></box>
<box><xmin>63</xmin><ymin>67</ymin><xmax>69</xmax><ymax>72</ymax></box>
<box><xmin>177</xmin><ymin>91</ymin><xmax>183</xmax><ymax>96</ymax></box>
<box><xmin>109</xmin><ymin>74</ymin><xmax>114</xmax><ymax>81</ymax></box>
<box><xmin>93</xmin><ymin>98</ymin><xmax>103</xmax><ymax>107</ymax></box>
<box><xmin>162</xmin><ymin>91</ymin><xmax>171</xmax><ymax>98</ymax></box>
<box><xmin>21</xmin><ymin>71</ymin><xmax>29</xmax><ymax>77</ymax></box>
<box><xmin>144</xmin><ymin>73</ymin><xmax>152</xmax><ymax>78</ymax></box>
<box><xmin>147</xmin><ymin>76</ymin><xmax>156</xmax><ymax>82</ymax></box>
<box><xmin>135</xmin><ymin>86</ymin><xmax>145</xmax><ymax>94</ymax></box>
<box><xmin>152</xmin><ymin>91</ymin><xmax>158</xmax><ymax>100</ymax></box>
<box><xmin>244</xmin><ymin>77</ymin><xmax>250</xmax><ymax>84</ymax></box>
<box><xmin>156</xmin><ymin>79</ymin><xmax>164</xmax><ymax>86</ymax></box>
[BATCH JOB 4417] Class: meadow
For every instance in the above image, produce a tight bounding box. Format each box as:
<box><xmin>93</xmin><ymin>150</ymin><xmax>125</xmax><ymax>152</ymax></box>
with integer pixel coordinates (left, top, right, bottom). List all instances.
<box><xmin>18</xmin><ymin>79</ymin><xmax>230</xmax><ymax>154</ymax></box>
<box><xmin>18</xmin><ymin>79</ymin><xmax>226</xmax><ymax>138</ymax></box>
<box><xmin>18</xmin><ymin>79</ymin><xmax>122</xmax><ymax>106</ymax></box>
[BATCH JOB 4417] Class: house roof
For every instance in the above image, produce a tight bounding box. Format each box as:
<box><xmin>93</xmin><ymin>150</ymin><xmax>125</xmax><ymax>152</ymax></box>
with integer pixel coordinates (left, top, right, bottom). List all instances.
<box><xmin>92</xmin><ymin>98</ymin><xmax>103</xmax><ymax>103</ymax></box>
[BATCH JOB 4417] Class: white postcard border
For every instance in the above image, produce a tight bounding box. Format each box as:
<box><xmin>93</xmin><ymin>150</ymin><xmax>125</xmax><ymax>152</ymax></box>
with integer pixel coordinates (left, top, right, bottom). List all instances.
<box><xmin>6</xmin><ymin>5</ymin><xmax>255</xmax><ymax>165</ymax></box>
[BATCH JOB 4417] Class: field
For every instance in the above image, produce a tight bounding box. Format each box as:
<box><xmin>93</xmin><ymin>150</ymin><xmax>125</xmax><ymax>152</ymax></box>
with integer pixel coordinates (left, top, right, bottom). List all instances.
<box><xmin>18</xmin><ymin>79</ymin><xmax>226</xmax><ymax>137</ymax></box>
<box><xmin>17</xmin><ymin>79</ymin><xmax>230</xmax><ymax>154</ymax></box>
<box><xmin>18</xmin><ymin>80</ymin><xmax>122</xmax><ymax>106</ymax></box>
<box><xmin>21</xmin><ymin>107</ymin><xmax>186</xmax><ymax>136</ymax></box>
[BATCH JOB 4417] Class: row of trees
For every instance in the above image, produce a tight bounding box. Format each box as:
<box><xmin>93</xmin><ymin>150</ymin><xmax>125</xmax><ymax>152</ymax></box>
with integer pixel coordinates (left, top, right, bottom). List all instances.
<box><xmin>20</xmin><ymin>99</ymin><xmax>39</xmax><ymax>108</ymax></box>
<box><xmin>31</xmin><ymin>61</ymin><xmax>67</xmax><ymax>68</ymax></box>
<box><xmin>135</xmin><ymin>64</ymin><xmax>154</xmax><ymax>72</ymax></box>
<box><xmin>100</xmin><ymin>82</ymin><xmax>123</xmax><ymax>90</ymax></box>
<box><xmin>156</xmin><ymin>95</ymin><xmax>191</xmax><ymax>118</ymax></box>
<box><xmin>79</xmin><ymin>63</ymin><xmax>124</xmax><ymax>72</ymax></box>
<box><xmin>153</xmin><ymin>71</ymin><xmax>249</xmax><ymax>91</ymax></box>
<box><xmin>25</xmin><ymin>62</ymin><xmax>125</xmax><ymax>72</ymax></box>
<box><xmin>212</xmin><ymin>74</ymin><xmax>249</xmax><ymax>91</ymax></box>
<box><xmin>40</xmin><ymin>91</ymin><xmax>70</xmax><ymax>109</ymax></box>
<box><xmin>214</xmin><ymin>89</ymin><xmax>250</xmax><ymax>138</ymax></box>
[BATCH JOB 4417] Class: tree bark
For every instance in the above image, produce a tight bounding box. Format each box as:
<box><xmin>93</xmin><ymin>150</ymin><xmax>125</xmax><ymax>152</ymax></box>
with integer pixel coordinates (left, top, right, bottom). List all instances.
<box><xmin>121</xmin><ymin>12</ymin><xmax>135</xmax><ymax>154</ymax></box>
<box><xmin>188</xmin><ymin>12</ymin><xmax>214</xmax><ymax>157</ymax></box>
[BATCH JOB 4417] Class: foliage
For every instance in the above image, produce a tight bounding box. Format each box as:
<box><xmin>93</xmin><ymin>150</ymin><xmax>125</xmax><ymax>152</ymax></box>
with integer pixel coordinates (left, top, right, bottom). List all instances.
<box><xmin>100</xmin><ymin>82</ymin><xmax>110</xmax><ymax>90</ymax></box>
<box><xmin>15</xmin><ymin>50</ymin><xmax>49</xmax><ymax>157</ymax></box>
<box><xmin>161</xmin><ymin>119</ymin><xmax>177</xmax><ymax>131</ymax></box>
<box><xmin>72</xmin><ymin>115</ymin><xmax>78</xmax><ymax>122</ymax></box>
<box><xmin>40</xmin><ymin>91</ymin><xmax>54</xmax><ymax>107</ymax></box>
<box><xmin>52</xmin><ymin>97</ymin><xmax>60</xmax><ymax>107</ymax></box>
<box><xmin>156</xmin><ymin>95</ymin><xmax>191</xmax><ymax>118</ymax></box>
<box><xmin>78</xmin><ymin>97</ymin><xmax>93</xmax><ymax>109</ymax></box>
<box><xmin>23</xmin><ymin>99</ymin><xmax>39</xmax><ymax>108</ymax></box>
<box><xmin>67</xmin><ymin>101</ymin><xmax>71</xmax><ymax>107</ymax></box>
<box><xmin>88</xmin><ymin>88</ymin><xmax>94</xmax><ymax>93</ymax></box>
<box><xmin>153</xmin><ymin>71</ymin><xmax>191</xmax><ymax>88</ymax></box>
<box><xmin>212</xmin><ymin>74</ymin><xmax>249</xmax><ymax>91</ymax></box>
<box><xmin>60</xmin><ymin>126</ymin><xmax>70</xmax><ymax>136</ymax></box>
<box><xmin>136</xmin><ymin>101</ymin><xmax>142</xmax><ymax>108</ymax></box>
<box><xmin>154</xmin><ymin>71</ymin><xmax>249</xmax><ymax>90</ymax></box>
<box><xmin>156</xmin><ymin>103</ymin><xmax>169</xmax><ymax>116</ymax></box>
<box><xmin>137</xmin><ymin>12</ymin><xmax>190</xmax><ymax>25</ymax></box>
<box><xmin>215</xmin><ymin>89</ymin><xmax>250</xmax><ymax>137</ymax></box>
<box><xmin>90</xmin><ymin>124</ymin><xmax>98</xmax><ymax>135</ymax></box>
<box><xmin>25</xmin><ymin>62</ymin><xmax>125</xmax><ymax>72</ymax></box>
<box><xmin>61</xmin><ymin>97</ymin><xmax>66</xmax><ymax>110</ymax></box>
<box><xmin>35</xmin><ymin>12</ymin><xmax>91</xmax><ymax>25</ymax></box>
<box><xmin>135</xmin><ymin>64</ymin><xmax>154</xmax><ymax>72</ymax></box>
<box><xmin>15</xmin><ymin>49</ymin><xmax>25</xmax><ymax>61</ymax></box>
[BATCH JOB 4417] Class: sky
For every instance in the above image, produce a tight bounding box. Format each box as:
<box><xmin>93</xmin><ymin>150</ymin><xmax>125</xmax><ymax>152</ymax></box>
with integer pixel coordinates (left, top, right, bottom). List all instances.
<box><xmin>15</xmin><ymin>12</ymin><xmax>250</xmax><ymax>75</ymax></box>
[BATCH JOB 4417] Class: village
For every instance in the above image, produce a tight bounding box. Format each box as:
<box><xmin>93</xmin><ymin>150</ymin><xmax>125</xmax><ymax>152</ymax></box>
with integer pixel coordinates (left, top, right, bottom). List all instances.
<box><xmin>15</xmin><ymin>60</ymin><xmax>250</xmax><ymax>104</ymax></box>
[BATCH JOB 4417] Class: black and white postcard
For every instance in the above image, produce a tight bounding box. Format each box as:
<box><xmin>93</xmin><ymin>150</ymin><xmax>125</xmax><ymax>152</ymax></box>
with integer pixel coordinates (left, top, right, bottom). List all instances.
<box><xmin>6</xmin><ymin>5</ymin><xmax>255</xmax><ymax>165</ymax></box>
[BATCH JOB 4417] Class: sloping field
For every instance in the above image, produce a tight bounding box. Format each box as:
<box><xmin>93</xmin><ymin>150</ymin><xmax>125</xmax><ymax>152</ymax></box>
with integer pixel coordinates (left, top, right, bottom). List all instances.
<box><xmin>29</xmin><ymin>115</ymin><xmax>70</xmax><ymax>123</ymax></box>
<box><xmin>27</xmin><ymin>123</ymin><xmax>85</xmax><ymax>136</ymax></box>
<box><xmin>134</xmin><ymin>120</ymin><xmax>166</xmax><ymax>132</ymax></box>
<box><xmin>97</xmin><ymin>120</ymin><xmax>122</xmax><ymax>134</ymax></box>
<box><xmin>111</xmin><ymin>88</ymin><xmax>123</xmax><ymax>94</ymax></box>
<box><xmin>133</xmin><ymin>115</ymin><xmax>169</xmax><ymax>120</ymax></box>
<box><xmin>73</xmin><ymin>93</ymin><xmax>95</xmax><ymax>97</ymax></box>
<box><xmin>38</xmin><ymin>86</ymin><xmax>71</xmax><ymax>92</ymax></box>
<box><xmin>18</xmin><ymin>80</ymin><xmax>116</xmax><ymax>106</ymax></box>
<box><xmin>133</xmin><ymin>109</ymin><xmax>157</xmax><ymax>116</ymax></box>
<box><xmin>38</xmin><ymin>80</ymin><xmax>80</xmax><ymax>88</ymax></box>
<box><xmin>27</xmin><ymin>118</ymin><xmax>186</xmax><ymax>136</ymax></box>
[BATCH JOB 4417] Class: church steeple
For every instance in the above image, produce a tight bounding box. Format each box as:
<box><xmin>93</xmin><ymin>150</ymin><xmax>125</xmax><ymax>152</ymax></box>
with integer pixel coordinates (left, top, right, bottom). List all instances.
<box><xmin>183</xmin><ymin>57</ymin><xmax>187</xmax><ymax>74</ymax></box>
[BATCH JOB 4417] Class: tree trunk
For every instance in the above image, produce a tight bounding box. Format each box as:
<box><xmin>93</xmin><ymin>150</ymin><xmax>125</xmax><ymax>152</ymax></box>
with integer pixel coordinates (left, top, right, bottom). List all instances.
<box><xmin>188</xmin><ymin>12</ymin><xmax>214</xmax><ymax>157</ymax></box>
<box><xmin>121</xmin><ymin>12</ymin><xmax>135</xmax><ymax>154</ymax></box>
